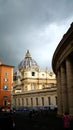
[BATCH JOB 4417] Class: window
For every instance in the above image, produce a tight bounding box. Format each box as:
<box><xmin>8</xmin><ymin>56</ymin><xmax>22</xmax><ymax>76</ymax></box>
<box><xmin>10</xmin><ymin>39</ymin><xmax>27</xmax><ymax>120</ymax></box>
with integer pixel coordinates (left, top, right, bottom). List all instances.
<box><xmin>42</xmin><ymin>97</ymin><xmax>44</xmax><ymax>106</ymax></box>
<box><xmin>13</xmin><ymin>76</ymin><xmax>17</xmax><ymax>81</ymax></box>
<box><xmin>18</xmin><ymin>99</ymin><xmax>20</xmax><ymax>106</ymax></box>
<box><xmin>48</xmin><ymin>97</ymin><xmax>51</xmax><ymax>105</ymax></box>
<box><xmin>4</xmin><ymin>100</ymin><xmax>7</xmax><ymax>106</ymax></box>
<box><xmin>42</xmin><ymin>74</ymin><xmax>45</xmax><ymax>76</ymax></box>
<box><xmin>25</xmin><ymin>86</ymin><xmax>27</xmax><ymax>91</ymax></box>
<box><xmin>4</xmin><ymin>85</ymin><xmax>8</xmax><ymax>90</ymax></box>
<box><xmin>49</xmin><ymin>72</ymin><xmax>53</xmax><ymax>76</ymax></box>
<box><xmin>31</xmin><ymin>98</ymin><xmax>33</xmax><ymax>106</ymax></box>
<box><xmin>22</xmin><ymin>98</ymin><xmax>24</xmax><ymax>106</ymax></box>
<box><xmin>36</xmin><ymin>98</ymin><xmax>38</xmax><ymax>106</ymax></box>
<box><xmin>4</xmin><ymin>78</ymin><xmax>8</xmax><ymax>82</ymax></box>
<box><xmin>4</xmin><ymin>72</ymin><xmax>8</xmax><ymax>76</ymax></box>
<box><xmin>4</xmin><ymin>96</ymin><xmax>8</xmax><ymax>99</ymax></box>
<box><xmin>26</xmin><ymin>98</ymin><xmax>28</xmax><ymax>106</ymax></box>
<box><xmin>55</xmin><ymin>96</ymin><xmax>57</xmax><ymax>105</ymax></box>
<box><xmin>32</xmin><ymin>72</ymin><xmax>35</xmax><ymax>76</ymax></box>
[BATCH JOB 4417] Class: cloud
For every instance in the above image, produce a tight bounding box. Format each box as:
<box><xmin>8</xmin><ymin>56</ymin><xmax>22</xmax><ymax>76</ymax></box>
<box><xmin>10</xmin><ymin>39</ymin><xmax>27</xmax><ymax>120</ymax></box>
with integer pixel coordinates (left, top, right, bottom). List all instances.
<box><xmin>0</xmin><ymin>0</ymin><xmax>73</xmax><ymax>71</ymax></box>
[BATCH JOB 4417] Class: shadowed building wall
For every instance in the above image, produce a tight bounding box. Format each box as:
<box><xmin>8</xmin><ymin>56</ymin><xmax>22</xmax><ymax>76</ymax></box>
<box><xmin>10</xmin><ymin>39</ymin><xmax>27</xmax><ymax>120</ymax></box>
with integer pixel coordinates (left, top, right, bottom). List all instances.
<box><xmin>52</xmin><ymin>23</ymin><xmax>73</xmax><ymax>116</ymax></box>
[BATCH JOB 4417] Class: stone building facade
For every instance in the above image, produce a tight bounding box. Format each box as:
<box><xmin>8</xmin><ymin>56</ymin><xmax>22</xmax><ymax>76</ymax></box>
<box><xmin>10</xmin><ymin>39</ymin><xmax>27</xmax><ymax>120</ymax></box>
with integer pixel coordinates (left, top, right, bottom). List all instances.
<box><xmin>12</xmin><ymin>50</ymin><xmax>57</xmax><ymax>109</ymax></box>
<box><xmin>52</xmin><ymin>23</ymin><xmax>73</xmax><ymax>116</ymax></box>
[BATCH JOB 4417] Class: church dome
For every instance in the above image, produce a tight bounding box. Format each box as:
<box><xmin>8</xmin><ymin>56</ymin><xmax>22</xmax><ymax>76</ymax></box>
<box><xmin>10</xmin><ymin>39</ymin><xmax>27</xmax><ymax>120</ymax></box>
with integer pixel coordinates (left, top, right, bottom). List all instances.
<box><xmin>18</xmin><ymin>50</ymin><xmax>39</xmax><ymax>70</ymax></box>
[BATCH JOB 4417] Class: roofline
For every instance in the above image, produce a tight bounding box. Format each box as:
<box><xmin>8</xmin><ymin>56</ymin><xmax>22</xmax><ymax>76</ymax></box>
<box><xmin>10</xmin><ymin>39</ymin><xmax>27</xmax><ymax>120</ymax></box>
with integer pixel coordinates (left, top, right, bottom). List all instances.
<box><xmin>0</xmin><ymin>64</ymin><xmax>14</xmax><ymax>68</ymax></box>
<box><xmin>52</xmin><ymin>22</ymin><xmax>73</xmax><ymax>73</ymax></box>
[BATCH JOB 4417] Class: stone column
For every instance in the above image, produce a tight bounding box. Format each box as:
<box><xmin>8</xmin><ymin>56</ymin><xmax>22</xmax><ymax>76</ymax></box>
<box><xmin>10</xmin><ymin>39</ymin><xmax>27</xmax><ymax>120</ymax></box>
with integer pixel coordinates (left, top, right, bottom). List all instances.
<box><xmin>60</xmin><ymin>63</ymin><xmax>68</xmax><ymax>114</ymax></box>
<box><xmin>66</xmin><ymin>58</ymin><xmax>73</xmax><ymax>116</ymax></box>
<box><xmin>57</xmin><ymin>69</ymin><xmax>62</xmax><ymax>115</ymax></box>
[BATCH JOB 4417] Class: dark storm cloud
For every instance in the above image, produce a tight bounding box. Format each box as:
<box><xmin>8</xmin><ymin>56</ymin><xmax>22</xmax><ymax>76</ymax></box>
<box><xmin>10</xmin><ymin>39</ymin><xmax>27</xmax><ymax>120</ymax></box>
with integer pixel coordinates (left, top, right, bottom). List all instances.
<box><xmin>0</xmin><ymin>0</ymin><xmax>73</xmax><ymax>71</ymax></box>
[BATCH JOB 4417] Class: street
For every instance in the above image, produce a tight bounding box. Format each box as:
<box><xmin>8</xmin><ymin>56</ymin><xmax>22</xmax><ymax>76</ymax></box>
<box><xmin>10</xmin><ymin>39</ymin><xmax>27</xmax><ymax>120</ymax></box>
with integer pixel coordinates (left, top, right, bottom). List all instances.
<box><xmin>14</xmin><ymin>110</ymin><xmax>63</xmax><ymax>130</ymax></box>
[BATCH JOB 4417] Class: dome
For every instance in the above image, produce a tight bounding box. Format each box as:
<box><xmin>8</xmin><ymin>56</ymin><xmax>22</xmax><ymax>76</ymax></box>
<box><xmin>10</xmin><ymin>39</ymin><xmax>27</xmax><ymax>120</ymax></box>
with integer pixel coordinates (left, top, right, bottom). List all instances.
<box><xmin>18</xmin><ymin>50</ymin><xmax>39</xmax><ymax>70</ymax></box>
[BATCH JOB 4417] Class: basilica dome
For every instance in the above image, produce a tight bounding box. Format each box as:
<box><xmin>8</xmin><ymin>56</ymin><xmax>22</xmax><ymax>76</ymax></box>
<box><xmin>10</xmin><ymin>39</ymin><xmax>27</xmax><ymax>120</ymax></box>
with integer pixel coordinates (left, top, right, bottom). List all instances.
<box><xmin>18</xmin><ymin>50</ymin><xmax>39</xmax><ymax>70</ymax></box>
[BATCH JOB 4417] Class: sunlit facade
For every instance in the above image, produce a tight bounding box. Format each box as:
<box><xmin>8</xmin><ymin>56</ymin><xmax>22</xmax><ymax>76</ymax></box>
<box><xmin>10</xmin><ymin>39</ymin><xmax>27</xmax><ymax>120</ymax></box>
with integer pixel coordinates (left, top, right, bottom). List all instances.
<box><xmin>0</xmin><ymin>61</ymin><xmax>14</xmax><ymax>108</ymax></box>
<box><xmin>12</xmin><ymin>50</ymin><xmax>57</xmax><ymax>108</ymax></box>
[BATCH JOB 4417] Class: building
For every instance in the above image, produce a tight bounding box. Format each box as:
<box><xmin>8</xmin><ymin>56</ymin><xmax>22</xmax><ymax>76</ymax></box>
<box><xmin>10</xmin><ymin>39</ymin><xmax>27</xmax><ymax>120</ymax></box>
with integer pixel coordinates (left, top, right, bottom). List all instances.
<box><xmin>52</xmin><ymin>23</ymin><xmax>73</xmax><ymax>116</ymax></box>
<box><xmin>0</xmin><ymin>61</ymin><xmax>14</xmax><ymax>109</ymax></box>
<box><xmin>12</xmin><ymin>50</ymin><xmax>57</xmax><ymax>109</ymax></box>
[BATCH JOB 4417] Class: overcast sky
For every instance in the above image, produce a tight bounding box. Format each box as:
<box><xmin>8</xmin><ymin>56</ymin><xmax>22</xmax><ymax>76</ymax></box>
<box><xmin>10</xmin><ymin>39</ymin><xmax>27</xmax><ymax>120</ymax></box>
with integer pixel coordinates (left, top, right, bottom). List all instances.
<box><xmin>0</xmin><ymin>0</ymin><xmax>73</xmax><ymax>71</ymax></box>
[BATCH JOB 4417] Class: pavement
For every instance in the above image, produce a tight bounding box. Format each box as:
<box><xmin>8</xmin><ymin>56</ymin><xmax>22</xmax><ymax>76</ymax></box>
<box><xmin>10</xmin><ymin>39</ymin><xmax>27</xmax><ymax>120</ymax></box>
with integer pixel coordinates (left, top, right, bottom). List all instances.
<box><xmin>14</xmin><ymin>111</ymin><xmax>64</xmax><ymax>130</ymax></box>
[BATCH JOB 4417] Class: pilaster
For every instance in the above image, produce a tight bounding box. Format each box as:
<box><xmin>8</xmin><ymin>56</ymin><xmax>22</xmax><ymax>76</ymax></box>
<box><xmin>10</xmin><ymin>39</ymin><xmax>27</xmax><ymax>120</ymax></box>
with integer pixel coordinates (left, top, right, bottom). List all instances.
<box><xmin>57</xmin><ymin>69</ymin><xmax>62</xmax><ymax>115</ymax></box>
<box><xmin>66</xmin><ymin>58</ymin><xmax>73</xmax><ymax>116</ymax></box>
<box><xmin>60</xmin><ymin>63</ymin><xmax>68</xmax><ymax>113</ymax></box>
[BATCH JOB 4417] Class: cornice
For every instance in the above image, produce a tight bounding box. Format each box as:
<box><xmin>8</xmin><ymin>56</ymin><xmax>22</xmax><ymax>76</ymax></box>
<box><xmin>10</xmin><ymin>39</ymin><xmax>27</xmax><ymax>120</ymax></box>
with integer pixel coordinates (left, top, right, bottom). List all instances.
<box><xmin>52</xmin><ymin>22</ymin><xmax>73</xmax><ymax>74</ymax></box>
